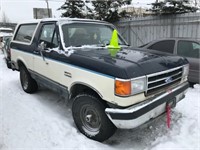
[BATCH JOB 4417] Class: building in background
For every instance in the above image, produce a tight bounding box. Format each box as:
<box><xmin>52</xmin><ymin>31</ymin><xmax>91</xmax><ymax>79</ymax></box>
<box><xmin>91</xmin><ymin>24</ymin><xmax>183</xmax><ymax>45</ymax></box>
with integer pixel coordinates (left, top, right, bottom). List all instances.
<box><xmin>120</xmin><ymin>6</ymin><xmax>151</xmax><ymax>17</ymax></box>
<box><xmin>33</xmin><ymin>8</ymin><xmax>52</xmax><ymax>19</ymax></box>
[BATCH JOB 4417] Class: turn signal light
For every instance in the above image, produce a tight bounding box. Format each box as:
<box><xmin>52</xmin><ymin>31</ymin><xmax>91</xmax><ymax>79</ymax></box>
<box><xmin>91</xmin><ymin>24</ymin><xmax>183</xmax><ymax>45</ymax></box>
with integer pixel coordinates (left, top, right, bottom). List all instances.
<box><xmin>115</xmin><ymin>79</ymin><xmax>131</xmax><ymax>96</ymax></box>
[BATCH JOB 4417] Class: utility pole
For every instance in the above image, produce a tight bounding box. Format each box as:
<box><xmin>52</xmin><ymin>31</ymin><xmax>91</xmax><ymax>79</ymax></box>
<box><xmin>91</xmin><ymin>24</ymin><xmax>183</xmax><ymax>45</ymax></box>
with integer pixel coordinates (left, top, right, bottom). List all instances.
<box><xmin>45</xmin><ymin>0</ymin><xmax>50</xmax><ymax>18</ymax></box>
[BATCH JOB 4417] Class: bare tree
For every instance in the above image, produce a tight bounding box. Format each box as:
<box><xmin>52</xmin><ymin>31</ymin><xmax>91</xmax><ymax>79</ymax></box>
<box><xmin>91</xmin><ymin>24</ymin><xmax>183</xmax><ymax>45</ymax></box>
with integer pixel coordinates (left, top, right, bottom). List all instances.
<box><xmin>1</xmin><ymin>11</ymin><xmax>9</xmax><ymax>23</ymax></box>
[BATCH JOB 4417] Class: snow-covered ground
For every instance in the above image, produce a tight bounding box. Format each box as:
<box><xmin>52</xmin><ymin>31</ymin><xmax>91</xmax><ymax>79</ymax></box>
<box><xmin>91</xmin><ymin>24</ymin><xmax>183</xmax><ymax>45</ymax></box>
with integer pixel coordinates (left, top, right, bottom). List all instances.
<box><xmin>0</xmin><ymin>53</ymin><xmax>199</xmax><ymax>150</ymax></box>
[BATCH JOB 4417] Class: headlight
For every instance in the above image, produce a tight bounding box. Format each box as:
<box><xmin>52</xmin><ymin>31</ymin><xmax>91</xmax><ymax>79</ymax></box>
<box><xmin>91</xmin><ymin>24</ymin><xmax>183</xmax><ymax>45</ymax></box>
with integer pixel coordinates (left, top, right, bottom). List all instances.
<box><xmin>115</xmin><ymin>77</ymin><xmax>146</xmax><ymax>96</ymax></box>
<box><xmin>131</xmin><ymin>77</ymin><xmax>146</xmax><ymax>95</ymax></box>
<box><xmin>182</xmin><ymin>64</ymin><xmax>189</xmax><ymax>77</ymax></box>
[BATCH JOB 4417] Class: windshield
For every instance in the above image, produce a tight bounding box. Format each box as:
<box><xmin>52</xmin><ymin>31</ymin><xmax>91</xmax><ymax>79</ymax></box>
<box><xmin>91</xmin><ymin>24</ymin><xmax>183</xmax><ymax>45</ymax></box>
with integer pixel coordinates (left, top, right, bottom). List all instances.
<box><xmin>61</xmin><ymin>23</ymin><xmax>127</xmax><ymax>48</ymax></box>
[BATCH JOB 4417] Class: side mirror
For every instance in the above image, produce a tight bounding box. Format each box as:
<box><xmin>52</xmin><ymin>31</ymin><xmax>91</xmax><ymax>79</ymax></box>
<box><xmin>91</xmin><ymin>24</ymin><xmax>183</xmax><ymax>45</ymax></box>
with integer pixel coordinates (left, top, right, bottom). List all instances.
<box><xmin>38</xmin><ymin>41</ymin><xmax>46</xmax><ymax>51</ymax></box>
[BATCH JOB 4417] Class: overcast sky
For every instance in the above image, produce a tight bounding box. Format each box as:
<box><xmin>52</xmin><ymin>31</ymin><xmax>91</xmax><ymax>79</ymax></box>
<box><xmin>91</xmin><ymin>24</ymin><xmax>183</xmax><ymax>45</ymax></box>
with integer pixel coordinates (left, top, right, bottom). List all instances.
<box><xmin>0</xmin><ymin>0</ymin><xmax>155</xmax><ymax>23</ymax></box>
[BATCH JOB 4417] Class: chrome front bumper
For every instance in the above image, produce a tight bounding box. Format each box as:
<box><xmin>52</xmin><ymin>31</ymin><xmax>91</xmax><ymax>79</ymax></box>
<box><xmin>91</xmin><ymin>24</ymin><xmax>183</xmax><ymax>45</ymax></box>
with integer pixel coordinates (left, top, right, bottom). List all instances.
<box><xmin>105</xmin><ymin>82</ymin><xmax>189</xmax><ymax>129</ymax></box>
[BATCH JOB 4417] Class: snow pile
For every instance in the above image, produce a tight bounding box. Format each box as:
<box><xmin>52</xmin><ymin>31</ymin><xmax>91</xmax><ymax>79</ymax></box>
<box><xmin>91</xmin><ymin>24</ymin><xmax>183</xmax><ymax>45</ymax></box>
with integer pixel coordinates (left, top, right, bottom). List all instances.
<box><xmin>147</xmin><ymin>85</ymin><xmax>200</xmax><ymax>149</ymax></box>
<box><xmin>0</xmin><ymin>53</ymin><xmax>199</xmax><ymax>149</ymax></box>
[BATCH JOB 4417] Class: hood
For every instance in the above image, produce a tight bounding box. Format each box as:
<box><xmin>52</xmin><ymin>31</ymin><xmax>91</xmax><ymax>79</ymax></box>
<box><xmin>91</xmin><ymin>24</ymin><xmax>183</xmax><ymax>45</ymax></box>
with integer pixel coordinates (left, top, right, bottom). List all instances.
<box><xmin>70</xmin><ymin>47</ymin><xmax>188</xmax><ymax>79</ymax></box>
<box><xmin>116</xmin><ymin>48</ymin><xmax>188</xmax><ymax>76</ymax></box>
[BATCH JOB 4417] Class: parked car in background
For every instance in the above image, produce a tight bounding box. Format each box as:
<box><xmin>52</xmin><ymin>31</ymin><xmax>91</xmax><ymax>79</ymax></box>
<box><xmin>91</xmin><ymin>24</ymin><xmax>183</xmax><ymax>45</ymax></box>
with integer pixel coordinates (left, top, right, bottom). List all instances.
<box><xmin>140</xmin><ymin>38</ymin><xmax>200</xmax><ymax>85</ymax></box>
<box><xmin>0</xmin><ymin>27</ymin><xmax>13</xmax><ymax>36</ymax></box>
<box><xmin>0</xmin><ymin>27</ymin><xmax>13</xmax><ymax>51</ymax></box>
<box><xmin>2</xmin><ymin>36</ymin><xmax>12</xmax><ymax>68</ymax></box>
<box><xmin>0</xmin><ymin>36</ymin><xmax>3</xmax><ymax>50</ymax></box>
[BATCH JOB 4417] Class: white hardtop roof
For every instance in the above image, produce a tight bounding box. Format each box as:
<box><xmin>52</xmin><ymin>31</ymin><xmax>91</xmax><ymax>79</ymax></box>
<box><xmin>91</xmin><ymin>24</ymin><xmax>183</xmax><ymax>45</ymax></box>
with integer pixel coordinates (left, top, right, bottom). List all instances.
<box><xmin>18</xmin><ymin>17</ymin><xmax>108</xmax><ymax>25</ymax></box>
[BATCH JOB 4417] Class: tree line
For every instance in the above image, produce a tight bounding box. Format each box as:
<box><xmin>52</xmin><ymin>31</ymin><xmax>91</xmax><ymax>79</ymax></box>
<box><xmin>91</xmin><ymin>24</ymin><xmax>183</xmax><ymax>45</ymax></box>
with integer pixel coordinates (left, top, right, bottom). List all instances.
<box><xmin>59</xmin><ymin>0</ymin><xmax>131</xmax><ymax>23</ymax></box>
<box><xmin>59</xmin><ymin>0</ymin><xmax>199</xmax><ymax>23</ymax></box>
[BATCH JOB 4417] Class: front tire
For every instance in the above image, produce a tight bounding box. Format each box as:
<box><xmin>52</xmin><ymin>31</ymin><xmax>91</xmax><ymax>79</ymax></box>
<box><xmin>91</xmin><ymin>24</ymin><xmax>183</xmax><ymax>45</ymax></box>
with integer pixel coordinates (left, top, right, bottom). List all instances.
<box><xmin>72</xmin><ymin>94</ymin><xmax>116</xmax><ymax>142</ymax></box>
<box><xmin>20</xmin><ymin>65</ymin><xmax>38</xmax><ymax>93</ymax></box>
<box><xmin>189</xmin><ymin>82</ymin><xmax>195</xmax><ymax>88</ymax></box>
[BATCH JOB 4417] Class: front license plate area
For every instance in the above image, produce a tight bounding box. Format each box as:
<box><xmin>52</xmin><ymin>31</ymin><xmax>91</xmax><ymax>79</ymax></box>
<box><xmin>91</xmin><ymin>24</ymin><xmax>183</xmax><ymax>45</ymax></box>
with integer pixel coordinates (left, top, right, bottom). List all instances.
<box><xmin>167</xmin><ymin>98</ymin><xmax>176</xmax><ymax>109</ymax></box>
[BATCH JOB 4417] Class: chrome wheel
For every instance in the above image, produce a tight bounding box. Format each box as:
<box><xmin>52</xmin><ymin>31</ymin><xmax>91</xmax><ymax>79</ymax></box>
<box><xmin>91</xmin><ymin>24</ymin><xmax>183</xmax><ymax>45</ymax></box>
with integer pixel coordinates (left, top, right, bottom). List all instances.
<box><xmin>72</xmin><ymin>94</ymin><xmax>116</xmax><ymax>141</ymax></box>
<box><xmin>80</xmin><ymin>104</ymin><xmax>101</xmax><ymax>135</ymax></box>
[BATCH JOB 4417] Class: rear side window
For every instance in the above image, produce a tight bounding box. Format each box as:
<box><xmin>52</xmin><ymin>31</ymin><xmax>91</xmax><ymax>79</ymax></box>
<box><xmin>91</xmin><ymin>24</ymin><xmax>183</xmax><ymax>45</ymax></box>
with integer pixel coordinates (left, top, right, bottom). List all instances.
<box><xmin>14</xmin><ymin>24</ymin><xmax>37</xmax><ymax>44</ymax></box>
<box><xmin>149</xmin><ymin>40</ymin><xmax>175</xmax><ymax>53</ymax></box>
<box><xmin>177</xmin><ymin>40</ymin><xmax>200</xmax><ymax>58</ymax></box>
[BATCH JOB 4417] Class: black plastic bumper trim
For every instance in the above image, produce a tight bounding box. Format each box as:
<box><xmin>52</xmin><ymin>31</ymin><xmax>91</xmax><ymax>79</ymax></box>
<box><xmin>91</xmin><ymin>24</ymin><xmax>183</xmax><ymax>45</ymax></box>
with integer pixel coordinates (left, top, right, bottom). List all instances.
<box><xmin>109</xmin><ymin>83</ymin><xmax>189</xmax><ymax>120</ymax></box>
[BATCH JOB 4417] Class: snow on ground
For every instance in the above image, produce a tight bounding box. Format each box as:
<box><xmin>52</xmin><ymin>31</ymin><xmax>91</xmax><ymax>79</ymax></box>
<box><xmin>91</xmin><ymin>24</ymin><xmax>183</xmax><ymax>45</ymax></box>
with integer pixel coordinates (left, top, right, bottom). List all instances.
<box><xmin>0</xmin><ymin>53</ymin><xmax>199</xmax><ymax>150</ymax></box>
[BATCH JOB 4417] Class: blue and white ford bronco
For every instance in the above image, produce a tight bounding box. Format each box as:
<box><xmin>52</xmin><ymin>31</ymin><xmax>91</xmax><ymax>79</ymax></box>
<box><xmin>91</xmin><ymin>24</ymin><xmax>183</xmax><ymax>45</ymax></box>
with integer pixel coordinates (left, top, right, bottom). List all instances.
<box><xmin>10</xmin><ymin>18</ymin><xmax>189</xmax><ymax>141</ymax></box>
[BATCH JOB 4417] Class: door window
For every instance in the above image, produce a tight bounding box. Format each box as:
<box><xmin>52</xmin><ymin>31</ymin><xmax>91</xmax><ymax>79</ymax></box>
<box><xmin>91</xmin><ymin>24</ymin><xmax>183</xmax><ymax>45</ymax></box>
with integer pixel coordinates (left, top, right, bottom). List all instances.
<box><xmin>39</xmin><ymin>24</ymin><xmax>58</xmax><ymax>49</ymax></box>
<box><xmin>149</xmin><ymin>40</ymin><xmax>175</xmax><ymax>53</ymax></box>
<box><xmin>177</xmin><ymin>41</ymin><xmax>200</xmax><ymax>58</ymax></box>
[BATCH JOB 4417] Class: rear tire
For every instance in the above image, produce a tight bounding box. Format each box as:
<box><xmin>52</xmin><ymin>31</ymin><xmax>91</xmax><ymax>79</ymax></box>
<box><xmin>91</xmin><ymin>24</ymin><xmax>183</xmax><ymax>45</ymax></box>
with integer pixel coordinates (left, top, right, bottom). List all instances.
<box><xmin>72</xmin><ymin>94</ymin><xmax>116</xmax><ymax>142</ymax></box>
<box><xmin>20</xmin><ymin>65</ymin><xmax>38</xmax><ymax>93</ymax></box>
<box><xmin>6</xmin><ymin>59</ymin><xmax>11</xmax><ymax>69</ymax></box>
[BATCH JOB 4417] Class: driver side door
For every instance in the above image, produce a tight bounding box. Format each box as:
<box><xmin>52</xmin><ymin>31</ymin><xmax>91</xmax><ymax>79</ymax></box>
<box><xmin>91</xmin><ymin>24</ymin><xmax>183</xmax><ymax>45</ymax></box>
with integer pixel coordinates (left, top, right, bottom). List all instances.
<box><xmin>33</xmin><ymin>22</ymin><xmax>59</xmax><ymax>82</ymax></box>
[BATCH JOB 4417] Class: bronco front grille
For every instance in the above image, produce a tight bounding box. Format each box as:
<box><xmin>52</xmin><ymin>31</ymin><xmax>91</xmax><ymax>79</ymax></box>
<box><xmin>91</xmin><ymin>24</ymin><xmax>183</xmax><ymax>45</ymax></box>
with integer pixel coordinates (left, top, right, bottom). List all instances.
<box><xmin>146</xmin><ymin>66</ymin><xmax>183</xmax><ymax>96</ymax></box>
